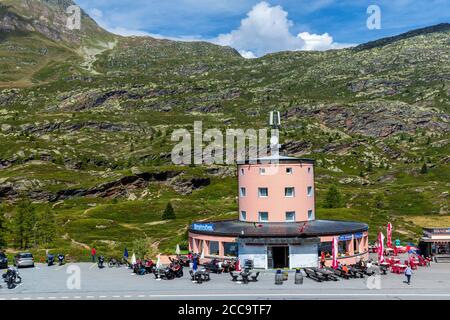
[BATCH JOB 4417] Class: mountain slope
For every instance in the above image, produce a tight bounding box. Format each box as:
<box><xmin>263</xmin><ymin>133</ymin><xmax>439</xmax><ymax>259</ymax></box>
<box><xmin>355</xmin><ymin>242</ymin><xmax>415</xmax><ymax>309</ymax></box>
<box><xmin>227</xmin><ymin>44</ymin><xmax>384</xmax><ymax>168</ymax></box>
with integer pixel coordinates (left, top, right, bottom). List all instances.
<box><xmin>0</xmin><ymin>0</ymin><xmax>112</xmax><ymax>44</ymax></box>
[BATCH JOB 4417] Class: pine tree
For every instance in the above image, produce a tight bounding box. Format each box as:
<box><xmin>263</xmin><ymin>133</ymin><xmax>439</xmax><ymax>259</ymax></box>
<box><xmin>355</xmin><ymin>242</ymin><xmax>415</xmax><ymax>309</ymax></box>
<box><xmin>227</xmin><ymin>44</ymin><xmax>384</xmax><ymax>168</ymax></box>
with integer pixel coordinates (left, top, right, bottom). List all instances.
<box><xmin>0</xmin><ymin>206</ymin><xmax>7</xmax><ymax>249</ymax></box>
<box><xmin>11</xmin><ymin>200</ymin><xmax>36</xmax><ymax>249</ymax></box>
<box><xmin>367</xmin><ymin>161</ymin><xmax>373</xmax><ymax>172</ymax></box>
<box><xmin>36</xmin><ymin>207</ymin><xmax>56</xmax><ymax>246</ymax></box>
<box><xmin>324</xmin><ymin>185</ymin><xmax>342</xmax><ymax>209</ymax></box>
<box><xmin>374</xmin><ymin>193</ymin><xmax>385</xmax><ymax>209</ymax></box>
<box><xmin>162</xmin><ymin>202</ymin><xmax>176</xmax><ymax>220</ymax></box>
<box><xmin>420</xmin><ymin>163</ymin><xmax>428</xmax><ymax>174</ymax></box>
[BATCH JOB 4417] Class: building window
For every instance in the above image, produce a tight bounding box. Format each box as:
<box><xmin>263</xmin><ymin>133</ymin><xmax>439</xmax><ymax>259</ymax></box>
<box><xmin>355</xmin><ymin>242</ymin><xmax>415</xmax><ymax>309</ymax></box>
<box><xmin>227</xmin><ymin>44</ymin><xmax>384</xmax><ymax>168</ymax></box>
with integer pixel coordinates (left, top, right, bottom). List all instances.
<box><xmin>307</xmin><ymin>186</ymin><xmax>313</xmax><ymax>197</ymax></box>
<box><xmin>259</xmin><ymin>212</ymin><xmax>269</xmax><ymax>222</ymax></box>
<box><xmin>259</xmin><ymin>168</ymin><xmax>266</xmax><ymax>175</ymax></box>
<box><xmin>319</xmin><ymin>241</ymin><xmax>332</xmax><ymax>257</ymax></box>
<box><xmin>285</xmin><ymin>187</ymin><xmax>295</xmax><ymax>197</ymax></box>
<box><xmin>353</xmin><ymin>238</ymin><xmax>360</xmax><ymax>254</ymax></box>
<box><xmin>240</xmin><ymin>187</ymin><xmax>246</xmax><ymax>197</ymax></box>
<box><xmin>258</xmin><ymin>187</ymin><xmax>268</xmax><ymax>197</ymax></box>
<box><xmin>241</xmin><ymin>211</ymin><xmax>247</xmax><ymax>221</ymax></box>
<box><xmin>308</xmin><ymin>210</ymin><xmax>314</xmax><ymax>221</ymax></box>
<box><xmin>338</xmin><ymin>241</ymin><xmax>348</xmax><ymax>256</ymax></box>
<box><xmin>240</xmin><ymin>168</ymin><xmax>245</xmax><ymax>175</ymax></box>
<box><xmin>286</xmin><ymin>167</ymin><xmax>293</xmax><ymax>174</ymax></box>
<box><xmin>308</xmin><ymin>167</ymin><xmax>311</xmax><ymax>174</ymax></box>
<box><xmin>286</xmin><ymin>211</ymin><xmax>296</xmax><ymax>222</ymax></box>
<box><xmin>209</xmin><ymin>241</ymin><xmax>219</xmax><ymax>256</ymax></box>
<box><xmin>223</xmin><ymin>242</ymin><xmax>238</xmax><ymax>257</ymax></box>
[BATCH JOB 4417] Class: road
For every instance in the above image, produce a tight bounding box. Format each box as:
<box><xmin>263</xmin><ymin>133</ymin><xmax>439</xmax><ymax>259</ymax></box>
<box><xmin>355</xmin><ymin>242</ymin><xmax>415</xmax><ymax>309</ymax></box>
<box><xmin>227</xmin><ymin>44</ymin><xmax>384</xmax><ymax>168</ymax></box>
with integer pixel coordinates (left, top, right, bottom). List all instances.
<box><xmin>1</xmin><ymin>262</ymin><xmax>450</xmax><ymax>300</ymax></box>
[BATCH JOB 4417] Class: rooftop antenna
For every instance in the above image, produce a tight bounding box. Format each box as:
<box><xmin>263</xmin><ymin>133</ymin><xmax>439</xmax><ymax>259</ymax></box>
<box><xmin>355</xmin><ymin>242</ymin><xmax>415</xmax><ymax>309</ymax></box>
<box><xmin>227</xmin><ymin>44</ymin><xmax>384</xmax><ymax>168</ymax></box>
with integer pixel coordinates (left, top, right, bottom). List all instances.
<box><xmin>269</xmin><ymin>111</ymin><xmax>281</xmax><ymax>157</ymax></box>
<box><xmin>269</xmin><ymin>110</ymin><xmax>281</xmax><ymax>129</ymax></box>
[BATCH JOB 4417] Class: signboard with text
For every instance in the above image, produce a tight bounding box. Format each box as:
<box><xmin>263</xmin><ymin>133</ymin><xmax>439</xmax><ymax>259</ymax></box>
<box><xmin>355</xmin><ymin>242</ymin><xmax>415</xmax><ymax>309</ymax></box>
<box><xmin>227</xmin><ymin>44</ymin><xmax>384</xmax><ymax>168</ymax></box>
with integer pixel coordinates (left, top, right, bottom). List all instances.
<box><xmin>192</xmin><ymin>223</ymin><xmax>214</xmax><ymax>232</ymax></box>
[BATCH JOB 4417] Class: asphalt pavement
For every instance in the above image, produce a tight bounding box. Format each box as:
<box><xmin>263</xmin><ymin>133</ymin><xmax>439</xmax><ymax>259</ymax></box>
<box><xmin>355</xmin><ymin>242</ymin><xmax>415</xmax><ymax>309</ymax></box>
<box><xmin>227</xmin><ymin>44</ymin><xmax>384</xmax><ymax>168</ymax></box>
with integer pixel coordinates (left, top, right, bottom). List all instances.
<box><xmin>1</xmin><ymin>260</ymin><xmax>450</xmax><ymax>300</ymax></box>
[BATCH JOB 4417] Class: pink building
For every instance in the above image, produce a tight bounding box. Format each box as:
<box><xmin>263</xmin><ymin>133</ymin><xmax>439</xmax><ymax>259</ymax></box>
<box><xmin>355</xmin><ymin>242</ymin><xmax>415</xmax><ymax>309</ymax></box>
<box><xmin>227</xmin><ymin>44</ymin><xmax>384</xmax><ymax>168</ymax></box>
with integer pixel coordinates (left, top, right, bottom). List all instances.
<box><xmin>189</xmin><ymin>155</ymin><xmax>369</xmax><ymax>269</ymax></box>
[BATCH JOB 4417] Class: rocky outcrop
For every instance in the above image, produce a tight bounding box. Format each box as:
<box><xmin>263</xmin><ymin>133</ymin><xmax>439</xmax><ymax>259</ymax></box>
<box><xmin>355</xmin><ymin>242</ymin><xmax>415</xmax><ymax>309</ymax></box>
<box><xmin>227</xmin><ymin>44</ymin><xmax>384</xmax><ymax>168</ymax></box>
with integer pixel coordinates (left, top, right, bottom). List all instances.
<box><xmin>169</xmin><ymin>177</ymin><xmax>211</xmax><ymax>195</ymax></box>
<box><xmin>51</xmin><ymin>171</ymin><xmax>182</xmax><ymax>201</ymax></box>
<box><xmin>18</xmin><ymin>121</ymin><xmax>138</xmax><ymax>135</ymax></box>
<box><xmin>284</xmin><ymin>102</ymin><xmax>449</xmax><ymax>138</ymax></box>
<box><xmin>0</xmin><ymin>170</ymin><xmax>213</xmax><ymax>202</ymax></box>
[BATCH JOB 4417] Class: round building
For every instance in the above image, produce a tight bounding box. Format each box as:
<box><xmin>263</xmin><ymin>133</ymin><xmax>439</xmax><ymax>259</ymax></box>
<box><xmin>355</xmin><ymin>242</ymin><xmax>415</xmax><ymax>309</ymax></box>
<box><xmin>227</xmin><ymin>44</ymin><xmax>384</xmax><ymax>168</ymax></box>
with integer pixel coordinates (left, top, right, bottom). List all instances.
<box><xmin>189</xmin><ymin>155</ymin><xmax>369</xmax><ymax>269</ymax></box>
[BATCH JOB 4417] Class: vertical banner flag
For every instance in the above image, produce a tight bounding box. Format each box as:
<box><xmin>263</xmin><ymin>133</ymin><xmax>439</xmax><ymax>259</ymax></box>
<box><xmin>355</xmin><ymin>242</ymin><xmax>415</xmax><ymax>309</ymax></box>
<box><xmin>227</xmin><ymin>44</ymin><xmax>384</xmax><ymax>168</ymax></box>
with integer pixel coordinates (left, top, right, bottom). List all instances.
<box><xmin>332</xmin><ymin>237</ymin><xmax>339</xmax><ymax>269</ymax></box>
<box><xmin>387</xmin><ymin>222</ymin><xmax>393</xmax><ymax>248</ymax></box>
<box><xmin>378</xmin><ymin>232</ymin><xmax>385</xmax><ymax>264</ymax></box>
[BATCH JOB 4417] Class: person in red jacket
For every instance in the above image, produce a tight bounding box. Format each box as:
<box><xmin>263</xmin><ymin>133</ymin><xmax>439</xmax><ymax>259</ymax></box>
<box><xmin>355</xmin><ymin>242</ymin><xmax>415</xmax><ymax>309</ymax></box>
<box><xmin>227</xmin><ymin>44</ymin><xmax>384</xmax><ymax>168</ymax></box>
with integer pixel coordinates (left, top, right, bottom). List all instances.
<box><xmin>91</xmin><ymin>247</ymin><xmax>97</xmax><ymax>262</ymax></box>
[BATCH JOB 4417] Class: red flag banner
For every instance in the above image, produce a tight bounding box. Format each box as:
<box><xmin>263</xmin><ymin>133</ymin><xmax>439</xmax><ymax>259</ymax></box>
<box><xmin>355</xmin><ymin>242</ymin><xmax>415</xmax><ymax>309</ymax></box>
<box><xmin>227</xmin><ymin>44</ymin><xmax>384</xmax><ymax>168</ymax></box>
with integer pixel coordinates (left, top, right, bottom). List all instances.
<box><xmin>378</xmin><ymin>232</ymin><xmax>385</xmax><ymax>264</ymax></box>
<box><xmin>332</xmin><ymin>237</ymin><xmax>339</xmax><ymax>269</ymax></box>
<box><xmin>387</xmin><ymin>222</ymin><xmax>393</xmax><ymax>248</ymax></box>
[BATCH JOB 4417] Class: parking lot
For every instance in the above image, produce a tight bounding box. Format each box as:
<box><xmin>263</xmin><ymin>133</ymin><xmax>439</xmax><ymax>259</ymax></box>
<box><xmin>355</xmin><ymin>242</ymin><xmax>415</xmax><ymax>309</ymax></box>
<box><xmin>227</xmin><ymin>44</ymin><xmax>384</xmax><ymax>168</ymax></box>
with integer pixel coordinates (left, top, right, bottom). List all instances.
<box><xmin>2</xmin><ymin>260</ymin><xmax>450</xmax><ymax>300</ymax></box>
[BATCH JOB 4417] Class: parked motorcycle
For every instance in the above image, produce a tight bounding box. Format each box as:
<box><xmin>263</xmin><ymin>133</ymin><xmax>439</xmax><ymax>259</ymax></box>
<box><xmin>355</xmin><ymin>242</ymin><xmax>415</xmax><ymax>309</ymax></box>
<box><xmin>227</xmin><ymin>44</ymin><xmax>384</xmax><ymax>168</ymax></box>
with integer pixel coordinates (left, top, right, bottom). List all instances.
<box><xmin>2</xmin><ymin>267</ymin><xmax>22</xmax><ymax>289</ymax></box>
<box><xmin>153</xmin><ymin>263</ymin><xmax>183</xmax><ymax>280</ymax></box>
<box><xmin>222</xmin><ymin>259</ymin><xmax>237</xmax><ymax>273</ymax></box>
<box><xmin>57</xmin><ymin>254</ymin><xmax>65</xmax><ymax>266</ymax></box>
<box><xmin>176</xmin><ymin>255</ymin><xmax>191</xmax><ymax>267</ymax></box>
<box><xmin>98</xmin><ymin>256</ymin><xmax>105</xmax><ymax>269</ymax></box>
<box><xmin>108</xmin><ymin>258</ymin><xmax>122</xmax><ymax>268</ymax></box>
<box><xmin>46</xmin><ymin>254</ymin><xmax>55</xmax><ymax>266</ymax></box>
<box><xmin>203</xmin><ymin>258</ymin><xmax>223</xmax><ymax>274</ymax></box>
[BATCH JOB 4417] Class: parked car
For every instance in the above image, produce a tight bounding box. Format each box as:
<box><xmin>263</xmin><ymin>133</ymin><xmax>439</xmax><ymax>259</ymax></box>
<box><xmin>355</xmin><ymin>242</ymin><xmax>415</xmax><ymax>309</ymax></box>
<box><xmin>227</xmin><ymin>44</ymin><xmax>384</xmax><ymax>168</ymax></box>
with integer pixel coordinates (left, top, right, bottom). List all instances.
<box><xmin>14</xmin><ymin>253</ymin><xmax>34</xmax><ymax>268</ymax></box>
<box><xmin>0</xmin><ymin>252</ymin><xmax>8</xmax><ymax>269</ymax></box>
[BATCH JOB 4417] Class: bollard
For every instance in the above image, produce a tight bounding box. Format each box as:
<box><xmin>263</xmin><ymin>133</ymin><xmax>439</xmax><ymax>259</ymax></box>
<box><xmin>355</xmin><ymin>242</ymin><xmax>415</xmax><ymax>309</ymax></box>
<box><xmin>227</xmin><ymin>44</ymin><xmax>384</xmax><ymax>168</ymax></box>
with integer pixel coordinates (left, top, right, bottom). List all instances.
<box><xmin>275</xmin><ymin>270</ymin><xmax>283</xmax><ymax>285</ymax></box>
<box><xmin>295</xmin><ymin>269</ymin><xmax>303</xmax><ymax>285</ymax></box>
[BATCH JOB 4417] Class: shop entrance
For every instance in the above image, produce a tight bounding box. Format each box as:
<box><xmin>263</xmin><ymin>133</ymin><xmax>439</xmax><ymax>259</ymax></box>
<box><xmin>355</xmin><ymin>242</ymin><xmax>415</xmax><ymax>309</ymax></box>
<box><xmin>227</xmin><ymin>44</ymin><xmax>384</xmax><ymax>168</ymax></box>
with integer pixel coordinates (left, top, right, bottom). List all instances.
<box><xmin>269</xmin><ymin>246</ymin><xmax>289</xmax><ymax>269</ymax></box>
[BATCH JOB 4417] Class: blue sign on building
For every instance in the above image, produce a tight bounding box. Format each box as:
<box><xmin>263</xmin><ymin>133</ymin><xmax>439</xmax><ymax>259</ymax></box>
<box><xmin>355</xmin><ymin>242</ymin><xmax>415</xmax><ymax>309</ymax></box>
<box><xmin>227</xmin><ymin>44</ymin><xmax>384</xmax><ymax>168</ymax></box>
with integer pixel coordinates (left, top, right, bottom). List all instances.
<box><xmin>338</xmin><ymin>234</ymin><xmax>353</xmax><ymax>241</ymax></box>
<box><xmin>339</xmin><ymin>233</ymin><xmax>364</xmax><ymax>241</ymax></box>
<box><xmin>192</xmin><ymin>223</ymin><xmax>214</xmax><ymax>232</ymax></box>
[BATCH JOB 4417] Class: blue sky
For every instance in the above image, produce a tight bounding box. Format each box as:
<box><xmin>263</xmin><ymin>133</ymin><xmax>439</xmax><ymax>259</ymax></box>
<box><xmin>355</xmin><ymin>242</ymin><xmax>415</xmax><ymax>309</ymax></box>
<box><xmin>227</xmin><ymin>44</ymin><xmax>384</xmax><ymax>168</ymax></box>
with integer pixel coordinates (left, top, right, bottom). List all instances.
<box><xmin>76</xmin><ymin>0</ymin><xmax>450</xmax><ymax>57</ymax></box>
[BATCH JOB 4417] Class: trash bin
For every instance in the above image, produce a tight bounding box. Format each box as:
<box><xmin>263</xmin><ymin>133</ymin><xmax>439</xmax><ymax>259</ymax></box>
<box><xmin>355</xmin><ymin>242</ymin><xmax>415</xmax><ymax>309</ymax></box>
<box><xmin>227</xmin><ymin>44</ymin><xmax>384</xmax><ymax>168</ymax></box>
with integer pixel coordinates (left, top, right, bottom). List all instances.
<box><xmin>275</xmin><ymin>270</ymin><xmax>283</xmax><ymax>285</ymax></box>
<box><xmin>295</xmin><ymin>269</ymin><xmax>303</xmax><ymax>285</ymax></box>
<box><xmin>282</xmin><ymin>271</ymin><xmax>289</xmax><ymax>281</ymax></box>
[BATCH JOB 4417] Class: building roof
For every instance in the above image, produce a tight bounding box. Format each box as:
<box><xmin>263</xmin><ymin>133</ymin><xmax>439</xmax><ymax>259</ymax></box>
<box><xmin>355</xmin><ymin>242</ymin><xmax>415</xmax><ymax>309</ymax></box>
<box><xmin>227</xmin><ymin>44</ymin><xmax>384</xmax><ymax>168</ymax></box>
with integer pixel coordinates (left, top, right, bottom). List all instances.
<box><xmin>237</xmin><ymin>155</ymin><xmax>315</xmax><ymax>165</ymax></box>
<box><xmin>189</xmin><ymin>219</ymin><xmax>368</xmax><ymax>238</ymax></box>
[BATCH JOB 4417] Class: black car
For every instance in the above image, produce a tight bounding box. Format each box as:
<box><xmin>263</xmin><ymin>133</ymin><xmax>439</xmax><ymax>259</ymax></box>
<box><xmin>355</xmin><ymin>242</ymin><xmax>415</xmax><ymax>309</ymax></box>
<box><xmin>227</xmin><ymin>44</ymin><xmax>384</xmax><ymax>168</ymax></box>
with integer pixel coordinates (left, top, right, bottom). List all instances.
<box><xmin>0</xmin><ymin>252</ymin><xmax>8</xmax><ymax>269</ymax></box>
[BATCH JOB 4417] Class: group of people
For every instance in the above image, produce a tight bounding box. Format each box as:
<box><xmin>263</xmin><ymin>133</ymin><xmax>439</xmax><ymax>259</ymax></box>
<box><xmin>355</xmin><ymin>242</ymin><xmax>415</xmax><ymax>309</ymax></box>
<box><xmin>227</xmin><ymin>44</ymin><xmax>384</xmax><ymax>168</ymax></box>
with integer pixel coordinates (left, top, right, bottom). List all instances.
<box><xmin>133</xmin><ymin>258</ymin><xmax>156</xmax><ymax>275</ymax></box>
<box><xmin>319</xmin><ymin>251</ymin><xmax>414</xmax><ymax>284</ymax></box>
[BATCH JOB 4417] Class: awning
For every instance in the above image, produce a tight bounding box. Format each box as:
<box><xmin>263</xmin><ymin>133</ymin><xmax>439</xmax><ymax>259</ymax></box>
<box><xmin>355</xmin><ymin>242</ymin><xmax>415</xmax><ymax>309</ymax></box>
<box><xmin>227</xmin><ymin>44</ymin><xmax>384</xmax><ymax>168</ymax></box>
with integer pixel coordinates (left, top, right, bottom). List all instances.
<box><xmin>420</xmin><ymin>238</ymin><xmax>450</xmax><ymax>243</ymax></box>
<box><xmin>237</xmin><ymin>237</ymin><xmax>320</xmax><ymax>245</ymax></box>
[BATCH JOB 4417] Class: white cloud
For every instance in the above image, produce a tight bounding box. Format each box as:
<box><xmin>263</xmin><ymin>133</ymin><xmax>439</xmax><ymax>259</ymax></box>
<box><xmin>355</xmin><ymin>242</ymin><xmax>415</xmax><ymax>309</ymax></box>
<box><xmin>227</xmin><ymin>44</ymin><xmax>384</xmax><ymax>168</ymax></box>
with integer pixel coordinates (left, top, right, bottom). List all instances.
<box><xmin>297</xmin><ymin>32</ymin><xmax>355</xmax><ymax>51</ymax></box>
<box><xmin>214</xmin><ymin>2</ymin><xmax>305</xmax><ymax>57</ymax></box>
<box><xmin>239</xmin><ymin>50</ymin><xmax>257</xmax><ymax>59</ymax></box>
<box><xmin>214</xmin><ymin>1</ymin><xmax>354</xmax><ymax>58</ymax></box>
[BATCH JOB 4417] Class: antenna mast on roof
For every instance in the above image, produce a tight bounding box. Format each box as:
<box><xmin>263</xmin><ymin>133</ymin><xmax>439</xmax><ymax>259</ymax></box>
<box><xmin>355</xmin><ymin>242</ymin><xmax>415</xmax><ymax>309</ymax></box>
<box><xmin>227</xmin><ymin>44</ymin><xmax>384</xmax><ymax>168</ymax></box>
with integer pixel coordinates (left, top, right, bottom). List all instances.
<box><xmin>269</xmin><ymin>110</ymin><xmax>281</xmax><ymax>129</ymax></box>
<box><xmin>269</xmin><ymin>111</ymin><xmax>281</xmax><ymax>157</ymax></box>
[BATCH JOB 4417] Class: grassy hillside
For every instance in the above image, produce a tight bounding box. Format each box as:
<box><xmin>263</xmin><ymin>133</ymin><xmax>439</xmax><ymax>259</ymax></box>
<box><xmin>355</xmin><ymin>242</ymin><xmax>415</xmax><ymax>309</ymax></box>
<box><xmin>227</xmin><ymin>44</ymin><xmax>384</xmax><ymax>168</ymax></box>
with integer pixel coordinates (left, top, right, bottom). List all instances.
<box><xmin>0</xmin><ymin>1</ymin><xmax>448</xmax><ymax>261</ymax></box>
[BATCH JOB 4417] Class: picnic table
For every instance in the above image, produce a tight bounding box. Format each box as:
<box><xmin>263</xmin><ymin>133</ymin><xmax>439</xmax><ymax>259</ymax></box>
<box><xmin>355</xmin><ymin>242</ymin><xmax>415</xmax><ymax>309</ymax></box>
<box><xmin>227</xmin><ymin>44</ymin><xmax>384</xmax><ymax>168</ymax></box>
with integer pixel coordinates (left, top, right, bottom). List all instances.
<box><xmin>230</xmin><ymin>270</ymin><xmax>260</xmax><ymax>284</ymax></box>
<box><xmin>392</xmin><ymin>264</ymin><xmax>407</xmax><ymax>274</ymax></box>
<box><xmin>379</xmin><ymin>262</ymin><xmax>390</xmax><ymax>274</ymax></box>
<box><xmin>314</xmin><ymin>268</ymin><xmax>339</xmax><ymax>281</ymax></box>
<box><xmin>190</xmin><ymin>269</ymin><xmax>210</xmax><ymax>283</ymax></box>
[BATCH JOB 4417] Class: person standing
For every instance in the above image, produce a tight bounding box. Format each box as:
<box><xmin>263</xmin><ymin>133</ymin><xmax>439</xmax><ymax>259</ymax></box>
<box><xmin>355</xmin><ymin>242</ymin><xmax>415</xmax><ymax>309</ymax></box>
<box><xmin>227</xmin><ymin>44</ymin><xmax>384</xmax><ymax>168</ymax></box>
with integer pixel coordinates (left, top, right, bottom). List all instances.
<box><xmin>320</xmin><ymin>252</ymin><xmax>326</xmax><ymax>268</ymax></box>
<box><xmin>405</xmin><ymin>265</ymin><xmax>413</xmax><ymax>285</ymax></box>
<box><xmin>91</xmin><ymin>247</ymin><xmax>97</xmax><ymax>263</ymax></box>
